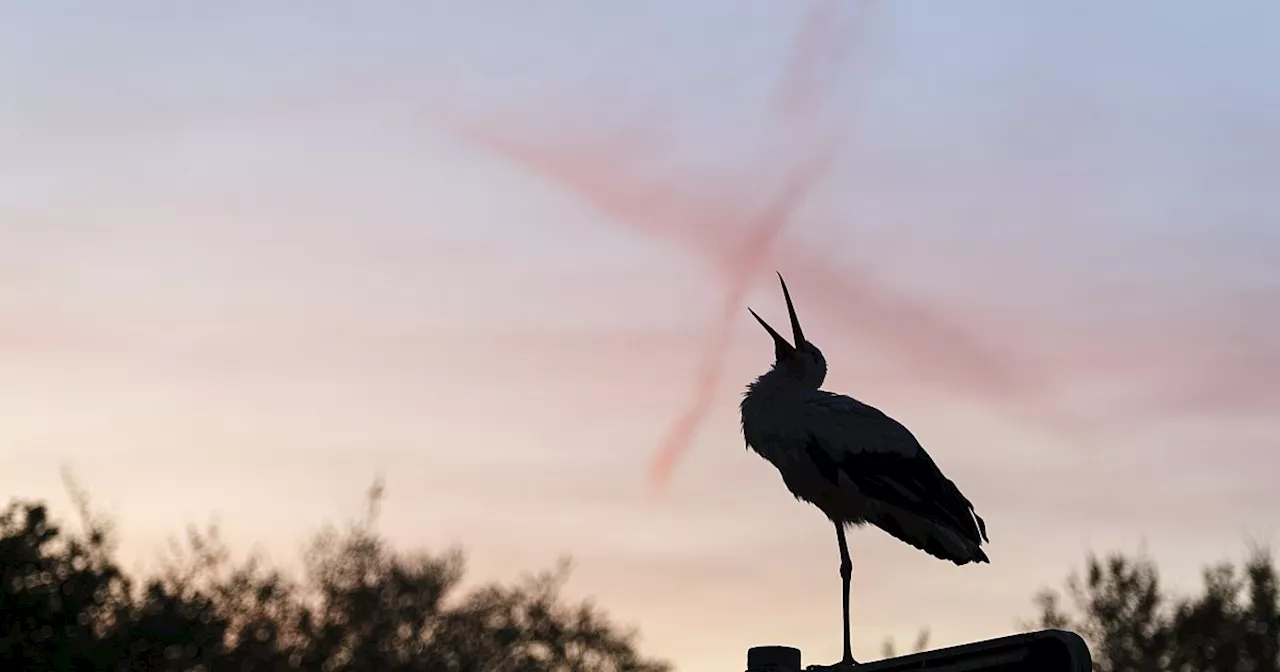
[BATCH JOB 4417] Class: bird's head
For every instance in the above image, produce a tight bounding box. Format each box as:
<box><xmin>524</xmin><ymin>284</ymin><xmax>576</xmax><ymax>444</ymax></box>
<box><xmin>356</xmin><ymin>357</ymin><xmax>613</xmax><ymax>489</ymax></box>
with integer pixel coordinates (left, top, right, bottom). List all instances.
<box><xmin>748</xmin><ymin>273</ymin><xmax>827</xmax><ymax>387</ymax></box>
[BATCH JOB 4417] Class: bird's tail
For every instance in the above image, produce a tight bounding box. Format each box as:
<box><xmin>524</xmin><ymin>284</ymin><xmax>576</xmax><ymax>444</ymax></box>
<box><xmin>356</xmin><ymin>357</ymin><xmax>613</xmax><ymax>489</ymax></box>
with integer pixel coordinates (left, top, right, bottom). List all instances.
<box><xmin>871</xmin><ymin>511</ymin><xmax>990</xmax><ymax>566</ymax></box>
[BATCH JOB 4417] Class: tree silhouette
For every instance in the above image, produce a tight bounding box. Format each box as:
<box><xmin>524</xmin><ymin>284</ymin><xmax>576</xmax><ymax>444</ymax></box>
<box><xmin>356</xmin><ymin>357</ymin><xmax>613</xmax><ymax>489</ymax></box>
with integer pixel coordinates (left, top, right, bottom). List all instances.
<box><xmin>0</xmin><ymin>500</ymin><xmax>132</xmax><ymax>670</ymax></box>
<box><xmin>17</xmin><ymin>478</ymin><xmax>1275</xmax><ymax>672</ymax></box>
<box><xmin>0</xmin><ymin>486</ymin><xmax>670</xmax><ymax>672</ymax></box>
<box><xmin>1030</xmin><ymin>546</ymin><xmax>1280</xmax><ymax>672</ymax></box>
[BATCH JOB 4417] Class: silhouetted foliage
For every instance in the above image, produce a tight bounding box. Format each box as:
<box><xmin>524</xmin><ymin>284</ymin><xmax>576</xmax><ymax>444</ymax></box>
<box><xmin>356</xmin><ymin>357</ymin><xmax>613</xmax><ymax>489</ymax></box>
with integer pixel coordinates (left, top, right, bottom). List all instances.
<box><xmin>0</xmin><ymin>492</ymin><xmax>669</xmax><ymax>672</ymax></box>
<box><xmin>1031</xmin><ymin>546</ymin><xmax>1280</xmax><ymax>672</ymax></box>
<box><xmin>880</xmin><ymin>628</ymin><xmax>929</xmax><ymax>660</ymax></box>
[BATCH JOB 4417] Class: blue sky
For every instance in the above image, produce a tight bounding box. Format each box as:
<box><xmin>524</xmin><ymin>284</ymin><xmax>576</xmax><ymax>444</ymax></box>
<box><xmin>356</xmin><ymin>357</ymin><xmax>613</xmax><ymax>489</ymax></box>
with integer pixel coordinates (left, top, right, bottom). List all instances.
<box><xmin>3</xmin><ymin>1</ymin><xmax>1278</xmax><ymax>668</ymax></box>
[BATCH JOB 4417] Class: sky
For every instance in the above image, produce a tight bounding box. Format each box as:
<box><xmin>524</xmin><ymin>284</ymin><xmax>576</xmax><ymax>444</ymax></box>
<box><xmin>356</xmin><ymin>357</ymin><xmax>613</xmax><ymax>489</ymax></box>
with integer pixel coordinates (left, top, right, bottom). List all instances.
<box><xmin>2</xmin><ymin>0</ymin><xmax>1279</xmax><ymax>668</ymax></box>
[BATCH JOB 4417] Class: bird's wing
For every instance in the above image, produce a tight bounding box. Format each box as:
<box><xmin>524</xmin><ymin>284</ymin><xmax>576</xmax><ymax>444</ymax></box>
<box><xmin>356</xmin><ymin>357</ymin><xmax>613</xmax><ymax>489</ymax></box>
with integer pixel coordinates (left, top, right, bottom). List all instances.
<box><xmin>796</xmin><ymin>392</ymin><xmax>924</xmax><ymax>456</ymax></box>
<box><xmin>798</xmin><ymin>391</ymin><xmax>989</xmax><ymax>545</ymax></box>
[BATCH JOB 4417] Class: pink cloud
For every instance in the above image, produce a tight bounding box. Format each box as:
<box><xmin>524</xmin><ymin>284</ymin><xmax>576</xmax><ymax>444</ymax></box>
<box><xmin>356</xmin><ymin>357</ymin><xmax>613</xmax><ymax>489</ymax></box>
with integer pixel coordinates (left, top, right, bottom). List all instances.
<box><xmin>436</xmin><ymin>0</ymin><xmax>1062</xmax><ymax>486</ymax></box>
<box><xmin>433</xmin><ymin>0</ymin><xmax>1278</xmax><ymax>485</ymax></box>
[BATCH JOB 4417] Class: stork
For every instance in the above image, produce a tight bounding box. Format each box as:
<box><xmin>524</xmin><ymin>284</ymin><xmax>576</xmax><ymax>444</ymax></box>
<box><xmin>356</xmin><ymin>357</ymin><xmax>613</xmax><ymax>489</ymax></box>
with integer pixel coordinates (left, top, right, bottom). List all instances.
<box><xmin>740</xmin><ymin>273</ymin><xmax>990</xmax><ymax>668</ymax></box>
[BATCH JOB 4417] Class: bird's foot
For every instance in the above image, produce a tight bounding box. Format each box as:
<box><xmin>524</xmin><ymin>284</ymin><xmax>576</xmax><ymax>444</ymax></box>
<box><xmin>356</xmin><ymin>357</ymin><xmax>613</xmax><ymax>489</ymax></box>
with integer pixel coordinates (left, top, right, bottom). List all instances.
<box><xmin>805</xmin><ymin>658</ymin><xmax>859</xmax><ymax>670</ymax></box>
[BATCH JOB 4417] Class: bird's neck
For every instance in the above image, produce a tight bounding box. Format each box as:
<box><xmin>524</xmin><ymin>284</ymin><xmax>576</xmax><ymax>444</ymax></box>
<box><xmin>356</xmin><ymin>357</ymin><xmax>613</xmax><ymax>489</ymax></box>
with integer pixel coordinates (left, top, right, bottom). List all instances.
<box><xmin>748</xmin><ymin>366</ymin><xmax>817</xmax><ymax>393</ymax></box>
<box><xmin>742</xmin><ymin>369</ymin><xmax>815</xmax><ymax>430</ymax></box>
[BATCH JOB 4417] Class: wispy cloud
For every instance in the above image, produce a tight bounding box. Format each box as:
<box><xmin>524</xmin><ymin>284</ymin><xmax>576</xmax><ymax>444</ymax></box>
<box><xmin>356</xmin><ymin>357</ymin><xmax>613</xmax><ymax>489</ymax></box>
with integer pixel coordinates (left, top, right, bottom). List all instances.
<box><xmin>436</xmin><ymin>1</ymin><xmax>853</xmax><ymax>488</ymax></box>
<box><xmin>435</xmin><ymin>0</ymin><xmax>1073</xmax><ymax>486</ymax></box>
<box><xmin>436</xmin><ymin>0</ymin><xmax>1278</xmax><ymax>481</ymax></box>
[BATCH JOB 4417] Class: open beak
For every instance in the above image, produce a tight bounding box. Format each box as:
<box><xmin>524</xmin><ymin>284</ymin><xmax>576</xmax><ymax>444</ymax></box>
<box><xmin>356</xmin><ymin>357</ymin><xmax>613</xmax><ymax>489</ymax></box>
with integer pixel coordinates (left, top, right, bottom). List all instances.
<box><xmin>748</xmin><ymin>273</ymin><xmax>806</xmax><ymax>358</ymax></box>
<box><xmin>776</xmin><ymin>272</ymin><xmax>805</xmax><ymax>347</ymax></box>
<box><xmin>748</xmin><ymin>307</ymin><xmax>794</xmax><ymax>357</ymax></box>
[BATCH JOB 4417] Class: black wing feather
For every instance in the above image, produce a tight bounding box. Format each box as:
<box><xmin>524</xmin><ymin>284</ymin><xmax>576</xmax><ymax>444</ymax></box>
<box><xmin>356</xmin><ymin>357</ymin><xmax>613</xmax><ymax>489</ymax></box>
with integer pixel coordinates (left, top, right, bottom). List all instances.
<box><xmin>804</xmin><ymin>435</ymin><xmax>988</xmax><ymax>546</ymax></box>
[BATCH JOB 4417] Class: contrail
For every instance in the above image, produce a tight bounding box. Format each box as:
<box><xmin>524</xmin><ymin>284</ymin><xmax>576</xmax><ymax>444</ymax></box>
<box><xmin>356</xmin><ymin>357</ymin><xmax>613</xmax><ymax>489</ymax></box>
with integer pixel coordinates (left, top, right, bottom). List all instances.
<box><xmin>649</xmin><ymin>141</ymin><xmax>843</xmax><ymax>487</ymax></box>
<box><xmin>12</xmin><ymin>1</ymin><xmax>1276</xmax><ymax>459</ymax></box>
<box><xmin>649</xmin><ymin>0</ymin><xmax>863</xmax><ymax>488</ymax></box>
<box><xmin>438</xmin><ymin>1</ymin><xmax>1073</xmax><ymax>487</ymax></box>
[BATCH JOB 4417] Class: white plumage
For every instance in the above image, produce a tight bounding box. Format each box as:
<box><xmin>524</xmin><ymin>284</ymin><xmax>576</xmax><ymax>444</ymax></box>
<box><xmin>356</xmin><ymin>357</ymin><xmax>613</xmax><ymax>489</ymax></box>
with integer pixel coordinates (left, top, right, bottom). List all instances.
<box><xmin>740</xmin><ymin>273</ymin><xmax>989</xmax><ymax>667</ymax></box>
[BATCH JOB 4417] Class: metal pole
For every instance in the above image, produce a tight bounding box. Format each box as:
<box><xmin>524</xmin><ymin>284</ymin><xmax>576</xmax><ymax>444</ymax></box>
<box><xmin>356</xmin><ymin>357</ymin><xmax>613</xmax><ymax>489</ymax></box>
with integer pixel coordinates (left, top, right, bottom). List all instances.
<box><xmin>747</xmin><ymin>645</ymin><xmax>802</xmax><ymax>672</ymax></box>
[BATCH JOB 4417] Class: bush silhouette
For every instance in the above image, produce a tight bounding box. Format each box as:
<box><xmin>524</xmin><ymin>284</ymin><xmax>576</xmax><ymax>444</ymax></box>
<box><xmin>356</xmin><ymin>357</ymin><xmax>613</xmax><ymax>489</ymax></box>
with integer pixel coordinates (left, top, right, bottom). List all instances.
<box><xmin>19</xmin><ymin>478</ymin><xmax>1274</xmax><ymax>671</ymax></box>
<box><xmin>1030</xmin><ymin>546</ymin><xmax>1279</xmax><ymax>672</ymax></box>
<box><xmin>0</xmin><ymin>489</ymin><xmax>669</xmax><ymax>672</ymax></box>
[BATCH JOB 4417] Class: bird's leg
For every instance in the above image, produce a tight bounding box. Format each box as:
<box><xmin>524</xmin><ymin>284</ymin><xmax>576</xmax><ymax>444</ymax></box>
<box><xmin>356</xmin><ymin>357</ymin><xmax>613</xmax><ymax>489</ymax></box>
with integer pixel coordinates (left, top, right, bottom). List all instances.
<box><xmin>836</xmin><ymin>522</ymin><xmax>857</xmax><ymax>666</ymax></box>
<box><xmin>807</xmin><ymin>525</ymin><xmax>859</xmax><ymax>671</ymax></box>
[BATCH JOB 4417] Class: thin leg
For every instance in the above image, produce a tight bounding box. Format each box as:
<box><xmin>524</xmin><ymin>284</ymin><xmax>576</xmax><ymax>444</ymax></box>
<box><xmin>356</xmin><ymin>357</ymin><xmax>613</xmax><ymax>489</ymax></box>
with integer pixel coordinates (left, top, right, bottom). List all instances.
<box><xmin>836</xmin><ymin>522</ymin><xmax>857</xmax><ymax>666</ymax></box>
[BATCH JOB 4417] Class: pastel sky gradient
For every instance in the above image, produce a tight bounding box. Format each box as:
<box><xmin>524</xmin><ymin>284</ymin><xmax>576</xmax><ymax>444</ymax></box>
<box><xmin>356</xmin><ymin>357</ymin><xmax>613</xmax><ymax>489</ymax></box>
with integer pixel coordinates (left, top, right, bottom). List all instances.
<box><xmin>3</xmin><ymin>1</ymin><xmax>1278</xmax><ymax>668</ymax></box>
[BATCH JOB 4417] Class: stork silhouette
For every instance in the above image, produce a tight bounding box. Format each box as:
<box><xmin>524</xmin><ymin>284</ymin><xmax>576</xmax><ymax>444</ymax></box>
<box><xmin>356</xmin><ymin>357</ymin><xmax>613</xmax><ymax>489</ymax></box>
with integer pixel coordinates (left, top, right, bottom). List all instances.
<box><xmin>740</xmin><ymin>273</ymin><xmax>990</xmax><ymax>667</ymax></box>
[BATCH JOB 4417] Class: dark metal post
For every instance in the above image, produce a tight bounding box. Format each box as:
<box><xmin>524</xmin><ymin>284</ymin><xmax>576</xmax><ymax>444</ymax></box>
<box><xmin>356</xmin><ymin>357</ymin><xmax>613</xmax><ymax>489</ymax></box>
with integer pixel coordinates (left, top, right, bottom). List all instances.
<box><xmin>747</xmin><ymin>645</ymin><xmax>802</xmax><ymax>672</ymax></box>
<box><xmin>744</xmin><ymin>630</ymin><xmax>1090</xmax><ymax>672</ymax></box>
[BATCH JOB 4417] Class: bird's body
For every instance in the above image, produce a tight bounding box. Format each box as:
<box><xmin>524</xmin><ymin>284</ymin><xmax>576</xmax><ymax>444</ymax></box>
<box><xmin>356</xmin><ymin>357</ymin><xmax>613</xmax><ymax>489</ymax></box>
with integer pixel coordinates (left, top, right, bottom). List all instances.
<box><xmin>741</xmin><ymin>372</ymin><xmax>988</xmax><ymax>566</ymax></box>
<box><xmin>741</xmin><ymin>274</ymin><xmax>989</xmax><ymax>668</ymax></box>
